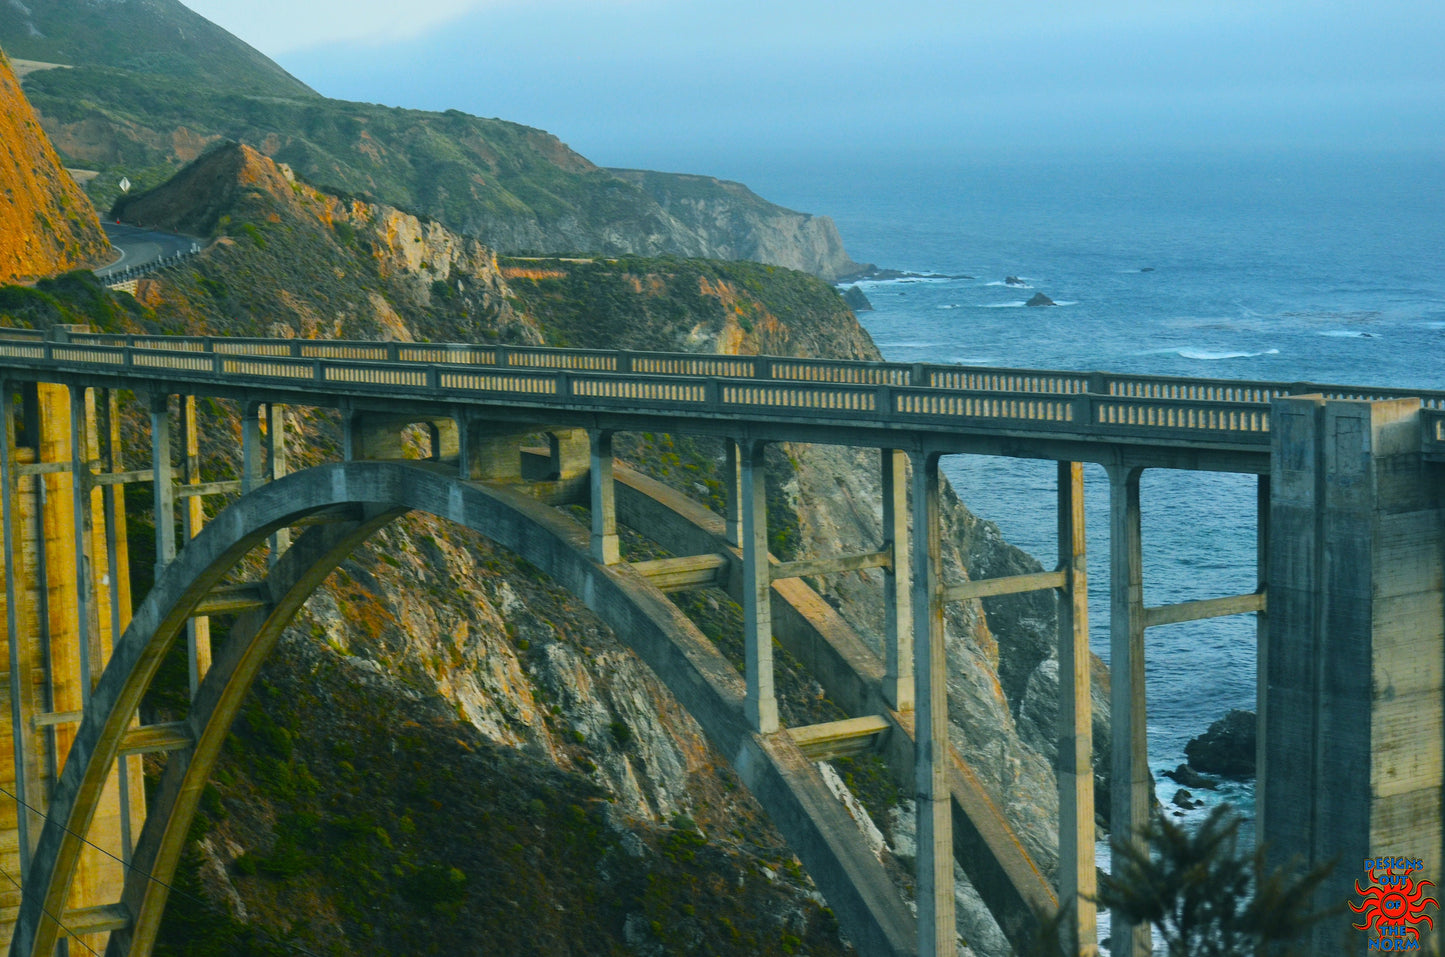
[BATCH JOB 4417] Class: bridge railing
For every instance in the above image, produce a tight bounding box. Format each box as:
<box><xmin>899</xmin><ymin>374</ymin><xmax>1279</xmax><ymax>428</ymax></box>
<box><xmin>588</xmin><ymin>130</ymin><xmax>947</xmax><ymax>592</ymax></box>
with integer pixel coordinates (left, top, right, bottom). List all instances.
<box><xmin>3</xmin><ymin>330</ymin><xmax>1443</xmax><ymax>452</ymax></box>
<box><xmin>0</xmin><ymin>337</ymin><xmax>1279</xmax><ymax>448</ymax></box>
<box><xmin>46</xmin><ymin>330</ymin><xmax>1445</xmax><ymax>411</ymax></box>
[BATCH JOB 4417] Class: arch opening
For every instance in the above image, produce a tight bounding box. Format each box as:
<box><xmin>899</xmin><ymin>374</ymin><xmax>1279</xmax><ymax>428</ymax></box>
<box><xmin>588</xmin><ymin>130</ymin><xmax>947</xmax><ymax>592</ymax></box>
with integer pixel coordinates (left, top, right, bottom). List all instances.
<box><xmin>16</xmin><ymin>461</ymin><xmax>914</xmax><ymax>957</ymax></box>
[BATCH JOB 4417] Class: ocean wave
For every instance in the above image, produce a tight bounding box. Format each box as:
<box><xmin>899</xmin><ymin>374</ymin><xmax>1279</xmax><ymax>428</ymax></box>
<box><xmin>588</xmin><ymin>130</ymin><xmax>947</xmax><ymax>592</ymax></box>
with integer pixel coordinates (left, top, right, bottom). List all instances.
<box><xmin>984</xmin><ymin>280</ymin><xmax>1032</xmax><ymax>289</ymax></box>
<box><xmin>1319</xmin><ymin>330</ymin><xmax>1378</xmax><ymax>338</ymax></box>
<box><xmin>1176</xmin><ymin>348</ymin><xmax>1281</xmax><ymax>360</ymax></box>
<box><xmin>850</xmin><ymin>274</ymin><xmax>963</xmax><ymax>287</ymax></box>
<box><xmin>936</xmin><ymin>304</ymin><xmax>960</xmax><ymax>310</ymax></box>
<box><xmin>873</xmin><ymin>340</ymin><xmax>942</xmax><ymax>350</ymax></box>
<box><xmin>979</xmin><ymin>300</ymin><xmax>1028</xmax><ymax>308</ymax></box>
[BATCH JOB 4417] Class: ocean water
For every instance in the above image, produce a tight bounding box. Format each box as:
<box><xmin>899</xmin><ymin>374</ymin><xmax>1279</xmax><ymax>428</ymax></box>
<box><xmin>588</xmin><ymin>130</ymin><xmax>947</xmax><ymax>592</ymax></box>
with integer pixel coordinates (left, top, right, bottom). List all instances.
<box><xmin>744</xmin><ymin>149</ymin><xmax>1445</xmax><ymax>835</ymax></box>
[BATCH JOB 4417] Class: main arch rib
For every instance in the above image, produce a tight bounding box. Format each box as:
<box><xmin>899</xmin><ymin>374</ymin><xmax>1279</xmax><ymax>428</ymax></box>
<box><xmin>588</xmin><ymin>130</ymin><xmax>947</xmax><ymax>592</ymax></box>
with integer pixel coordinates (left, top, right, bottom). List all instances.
<box><xmin>14</xmin><ymin>461</ymin><xmax>914</xmax><ymax>957</ymax></box>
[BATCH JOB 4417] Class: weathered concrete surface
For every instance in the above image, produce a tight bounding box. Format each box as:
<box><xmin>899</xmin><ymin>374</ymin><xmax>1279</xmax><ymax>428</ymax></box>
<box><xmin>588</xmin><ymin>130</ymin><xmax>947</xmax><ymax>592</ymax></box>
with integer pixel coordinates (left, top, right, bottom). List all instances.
<box><xmin>613</xmin><ymin>464</ymin><xmax>1058</xmax><ymax>954</ymax></box>
<box><xmin>1266</xmin><ymin>396</ymin><xmax>1445</xmax><ymax>956</ymax></box>
<box><xmin>1</xmin><ymin>383</ymin><xmax>136</xmax><ymax>953</ymax></box>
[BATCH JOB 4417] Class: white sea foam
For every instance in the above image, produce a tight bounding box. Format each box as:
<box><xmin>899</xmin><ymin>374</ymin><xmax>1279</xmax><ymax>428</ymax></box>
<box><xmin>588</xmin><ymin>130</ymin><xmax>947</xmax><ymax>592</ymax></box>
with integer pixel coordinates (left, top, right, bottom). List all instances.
<box><xmin>984</xmin><ymin>280</ymin><xmax>1032</xmax><ymax>289</ymax></box>
<box><xmin>1319</xmin><ymin>330</ymin><xmax>1377</xmax><ymax>338</ymax></box>
<box><xmin>874</xmin><ymin>340</ymin><xmax>942</xmax><ymax>350</ymax></box>
<box><xmin>979</xmin><ymin>300</ymin><xmax>1028</xmax><ymax>308</ymax></box>
<box><xmin>1176</xmin><ymin>348</ymin><xmax>1281</xmax><ymax>360</ymax></box>
<box><xmin>852</xmin><ymin>275</ymin><xmax>959</xmax><ymax>288</ymax></box>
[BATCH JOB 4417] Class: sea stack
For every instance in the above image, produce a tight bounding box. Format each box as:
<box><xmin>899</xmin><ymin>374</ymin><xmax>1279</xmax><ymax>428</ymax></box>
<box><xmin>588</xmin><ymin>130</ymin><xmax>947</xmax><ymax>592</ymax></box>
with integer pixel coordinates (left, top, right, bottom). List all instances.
<box><xmin>1025</xmin><ymin>292</ymin><xmax>1056</xmax><ymax>307</ymax></box>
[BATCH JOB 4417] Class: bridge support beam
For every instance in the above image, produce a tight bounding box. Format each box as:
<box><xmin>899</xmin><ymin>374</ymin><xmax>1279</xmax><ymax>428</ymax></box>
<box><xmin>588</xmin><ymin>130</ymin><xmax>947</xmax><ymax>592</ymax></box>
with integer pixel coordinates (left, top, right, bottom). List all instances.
<box><xmin>0</xmin><ymin>381</ymin><xmax>136</xmax><ymax>953</ymax></box>
<box><xmin>68</xmin><ymin>386</ymin><xmax>99</xmax><ymax>708</ymax></box>
<box><xmin>881</xmin><ymin>449</ymin><xmax>913</xmax><ymax>711</ymax></box>
<box><xmin>151</xmin><ymin>394</ymin><xmax>176</xmax><ymax>566</ymax></box>
<box><xmin>1106</xmin><ymin>463</ymin><xmax>1150</xmax><ymax>957</ymax></box>
<box><xmin>740</xmin><ymin>439</ymin><xmax>778</xmax><ymax>733</ymax></box>
<box><xmin>1254</xmin><ymin>473</ymin><xmax>1270</xmax><ymax>820</ymax></box>
<box><xmin>181</xmin><ymin>396</ymin><xmax>212</xmax><ymax>697</ymax></box>
<box><xmin>1056</xmin><ymin>461</ymin><xmax>1097</xmax><ymax>956</ymax></box>
<box><xmin>910</xmin><ymin>449</ymin><xmax>956</xmax><ymax>957</ymax></box>
<box><xmin>1266</xmin><ymin>396</ymin><xmax>1445</xmax><ymax>954</ymax></box>
<box><xmin>725</xmin><ymin>439</ymin><xmax>742</xmax><ymax>547</ymax></box>
<box><xmin>589</xmin><ymin>430</ymin><xmax>619</xmax><ymax>564</ymax></box>
<box><xmin>1</xmin><ymin>384</ymin><xmax>44</xmax><ymax>874</ymax></box>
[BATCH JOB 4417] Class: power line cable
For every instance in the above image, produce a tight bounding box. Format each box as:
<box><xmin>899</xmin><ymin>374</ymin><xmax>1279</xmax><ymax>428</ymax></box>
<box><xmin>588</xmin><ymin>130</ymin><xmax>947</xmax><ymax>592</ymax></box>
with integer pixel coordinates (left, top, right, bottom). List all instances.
<box><xmin>0</xmin><ymin>862</ymin><xmax>102</xmax><ymax>957</ymax></box>
<box><xmin>1</xmin><ymin>783</ymin><xmax>327</xmax><ymax>957</ymax></box>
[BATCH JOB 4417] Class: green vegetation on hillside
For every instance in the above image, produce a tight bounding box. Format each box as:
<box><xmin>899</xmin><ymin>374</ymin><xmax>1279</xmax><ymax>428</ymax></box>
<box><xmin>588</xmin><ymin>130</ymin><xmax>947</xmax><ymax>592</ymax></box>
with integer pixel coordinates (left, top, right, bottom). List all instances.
<box><xmin>0</xmin><ymin>0</ymin><xmax>313</xmax><ymax>98</ymax></box>
<box><xmin>0</xmin><ymin>269</ymin><xmax>148</xmax><ymax>330</ymax></box>
<box><xmin>502</xmin><ymin>255</ymin><xmax>862</xmax><ymax>356</ymax></box>
<box><xmin>3</xmin><ymin>2</ymin><xmax>859</xmax><ymax>275</ymax></box>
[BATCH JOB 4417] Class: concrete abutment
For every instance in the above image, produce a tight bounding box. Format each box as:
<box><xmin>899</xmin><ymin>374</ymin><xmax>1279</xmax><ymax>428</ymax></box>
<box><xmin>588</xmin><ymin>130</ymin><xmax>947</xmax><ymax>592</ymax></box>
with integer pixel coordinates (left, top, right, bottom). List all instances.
<box><xmin>1266</xmin><ymin>396</ymin><xmax>1445</xmax><ymax>956</ymax></box>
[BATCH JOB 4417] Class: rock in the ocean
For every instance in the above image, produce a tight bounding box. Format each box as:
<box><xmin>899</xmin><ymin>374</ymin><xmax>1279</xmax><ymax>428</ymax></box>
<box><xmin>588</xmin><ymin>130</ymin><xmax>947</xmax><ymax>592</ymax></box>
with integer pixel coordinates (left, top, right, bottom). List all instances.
<box><xmin>1162</xmin><ymin>763</ymin><xmax>1218</xmax><ymax>790</ymax></box>
<box><xmin>1025</xmin><ymin>293</ymin><xmax>1056</xmax><ymax>307</ymax></box>
<box><xmin>841</xmin><ymin>285</ymin><xmax>873</xmax><ymax>312</ymax></box>
<box><xmin>1004</xmin><ymin>275</ymin><xmax>1026</xmax><ymax>286</ymax></box>
<box><xmin>1171</xmin><ymin>788</ymin><xmax>1201</xmax><ymax>810</ymax></box>
<box><xmin>1184</xmin><ymin>709</ymin><xmax>1256</xmax><ymax>779</ymax></box>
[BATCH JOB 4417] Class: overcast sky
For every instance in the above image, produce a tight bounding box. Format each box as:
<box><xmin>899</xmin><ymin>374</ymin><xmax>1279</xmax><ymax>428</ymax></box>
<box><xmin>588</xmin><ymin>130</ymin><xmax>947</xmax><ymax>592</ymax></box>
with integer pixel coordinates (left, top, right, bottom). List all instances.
<box><xmin>180</xmin><ymin>0</ymin><xmax>1443</xmax><ymax>179</ymax></box>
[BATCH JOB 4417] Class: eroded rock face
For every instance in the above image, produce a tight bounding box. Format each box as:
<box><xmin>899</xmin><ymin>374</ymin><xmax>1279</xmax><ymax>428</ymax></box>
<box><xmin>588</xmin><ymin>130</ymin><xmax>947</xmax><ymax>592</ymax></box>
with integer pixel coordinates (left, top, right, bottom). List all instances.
<box><xmin>0</xmin><ymin>54</ymin><xmax>109</xmax><ymax>284</ymax></box>
<box><xmin>608</xmin><ymin>169</ymin><xmax>869</xmax><ymax>281</ymax></box>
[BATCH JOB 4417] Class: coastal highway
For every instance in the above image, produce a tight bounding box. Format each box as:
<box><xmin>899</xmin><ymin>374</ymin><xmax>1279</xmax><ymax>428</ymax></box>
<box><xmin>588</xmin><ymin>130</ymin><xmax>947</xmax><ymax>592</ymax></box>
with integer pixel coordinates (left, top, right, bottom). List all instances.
<box><xmin>95</xmin><ymin>223</ymin><xmax>202</xmax><ymax>278</ymax></box>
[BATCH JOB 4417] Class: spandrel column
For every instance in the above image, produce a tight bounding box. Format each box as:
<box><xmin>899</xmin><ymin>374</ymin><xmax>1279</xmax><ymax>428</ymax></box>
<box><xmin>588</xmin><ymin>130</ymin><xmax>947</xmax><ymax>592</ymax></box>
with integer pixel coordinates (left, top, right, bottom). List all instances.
<box><xmin>1106</xmin><ymin>463</ymin><xmax>1150</xmax><ymax>957</ymax></box>
<box><xmin>589</xmin><ymin>429</ymin><xmax>619</xmax><ymax>564</ymax></box>
<box><xmin>739</xmin><ymin>439</ymin><xmax>778</xmax><ymax>733</ymax></box>
<box><xmin>2</xmin><ymin>383</ymin><xmax>43</xmax><ymax>869</ymax></box>
<box><xmin>881</xmin><ymin>448</ymin><xmax>913</xmax><ymax>711</ymax></box>
<box><xmin>1057</xmin><ymin>461</ymin><xmax>1096</xmax><ymax>956</ymax></box>
<box><xmin>909</xmin><ymin>448</ymin><xmax>954</xmax><ymax>957</ymax></box>
<box><xmin>180</xmin><ymin>395</ymin><xmax>212</xmax><ymax>697</ymax></box>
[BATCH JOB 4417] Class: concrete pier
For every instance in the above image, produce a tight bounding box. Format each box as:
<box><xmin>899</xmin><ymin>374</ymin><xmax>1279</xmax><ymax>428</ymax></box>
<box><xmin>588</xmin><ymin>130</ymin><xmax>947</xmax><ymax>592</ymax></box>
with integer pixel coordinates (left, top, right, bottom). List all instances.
<box><xmin>1266</xmin><ymin>396</ymin><xmax>1445</xmax><ymax>954</ymax></box>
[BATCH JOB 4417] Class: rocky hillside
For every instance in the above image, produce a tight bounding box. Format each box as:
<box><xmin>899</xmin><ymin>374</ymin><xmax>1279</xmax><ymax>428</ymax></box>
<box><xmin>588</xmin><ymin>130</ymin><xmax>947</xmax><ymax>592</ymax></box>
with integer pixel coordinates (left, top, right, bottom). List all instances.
<box><xmin>2</xmin><ymin>139</ymin><xmax>1102</xmax><ymax>955</ymax></box>
<box><xmin>0</xmin><ymin>52</ymin><xmax>108</xmax><ymax>283</ymax></box>
<box><xmin>0</xmin><ymin>1</ymin><xmax>866</xmax><ymax>279</ymax></box>
<box><xmin>609</xmin><ymin>169</ymin><xmax>864</xmax><ymax>280</ymax></box>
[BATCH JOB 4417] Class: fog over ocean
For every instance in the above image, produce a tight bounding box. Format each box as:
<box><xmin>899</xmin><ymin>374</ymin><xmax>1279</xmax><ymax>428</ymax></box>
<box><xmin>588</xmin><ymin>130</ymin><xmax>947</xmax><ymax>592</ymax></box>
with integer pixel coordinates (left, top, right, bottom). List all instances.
<box><xmin>742</xmin><ymin>147</ymin><xmax>1445</xmax><ymax>838</ymax></box>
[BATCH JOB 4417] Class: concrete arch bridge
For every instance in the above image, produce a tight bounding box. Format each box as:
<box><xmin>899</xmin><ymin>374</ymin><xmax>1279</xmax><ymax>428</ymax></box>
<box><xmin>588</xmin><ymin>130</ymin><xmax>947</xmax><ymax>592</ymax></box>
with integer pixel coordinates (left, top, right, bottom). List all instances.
<box><xmin>1</xmin><ymin>328</ymin><xmax>1442</xmax><ymax>957</ymax></box>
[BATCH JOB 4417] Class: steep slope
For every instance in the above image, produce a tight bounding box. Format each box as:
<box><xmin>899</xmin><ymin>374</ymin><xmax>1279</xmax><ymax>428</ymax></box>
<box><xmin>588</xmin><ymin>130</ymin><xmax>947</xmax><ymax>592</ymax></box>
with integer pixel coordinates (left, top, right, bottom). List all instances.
<box><xmin>610</xmin><ymin>169</ymin><xmax>865</xmax><ymax>280</ymax></box>
<box><xmin>0</xmin><ymin>3</ymin><xmax>865</xmax><ymax>278</ymax></box>
<box><xmin>2</xmin><ymin>149</ymin><xmax>1084</xmax><ymax>955</ymax></box>
<box><xmin>0</xmin><ymin>51</ymin><xmax>109</xmax><ymax>283</ymax></box>
<box><xmin>0</xmin><ymin>0</ymin><xmax>314</xmax><ymax>97</ymax></box>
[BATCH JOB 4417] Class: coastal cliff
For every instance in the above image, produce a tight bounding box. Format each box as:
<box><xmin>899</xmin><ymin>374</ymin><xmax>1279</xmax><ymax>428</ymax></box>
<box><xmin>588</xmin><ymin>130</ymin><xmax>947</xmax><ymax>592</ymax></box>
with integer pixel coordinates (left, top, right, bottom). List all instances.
<box><xmin>1</xmin><ymin>0</ymin><xmax>865</xmax><ymax>280</ymax></box>
<box><xmin>1</xmin><ymin>96</ymin><xmax>1104</xmax><ymax>957</ymax></box>
<box><xmin>0</xmin><ymin>52</ymin><xmax>108</xmax><ymax>284</ymax></box>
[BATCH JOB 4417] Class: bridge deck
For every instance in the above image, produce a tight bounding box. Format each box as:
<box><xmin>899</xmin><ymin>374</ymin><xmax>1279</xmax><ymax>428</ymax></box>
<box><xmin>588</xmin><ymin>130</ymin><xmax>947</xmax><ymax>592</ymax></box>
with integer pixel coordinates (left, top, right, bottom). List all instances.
<box><xmin>3</xmin><ymin>329</ymin><xmax>1444</xmax><ymax>472</ymax></box>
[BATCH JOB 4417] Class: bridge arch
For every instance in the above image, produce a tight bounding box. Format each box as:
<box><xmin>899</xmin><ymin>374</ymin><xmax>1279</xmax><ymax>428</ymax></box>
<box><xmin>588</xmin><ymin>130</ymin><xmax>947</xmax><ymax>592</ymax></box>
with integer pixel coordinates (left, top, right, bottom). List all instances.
<box><xmin>14</xmin><ymin>460</ymin><xmax>913</xmax><ymax>957</ymax></box>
